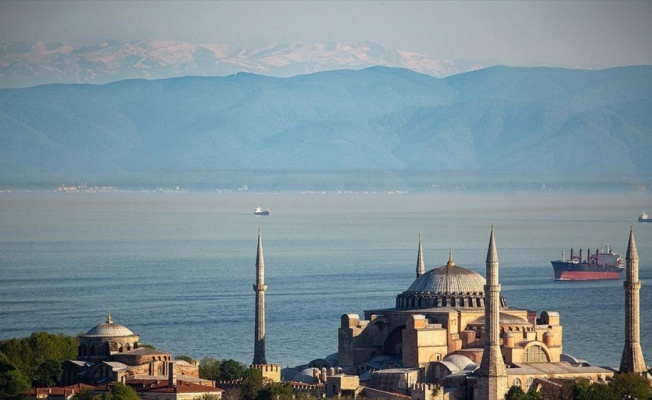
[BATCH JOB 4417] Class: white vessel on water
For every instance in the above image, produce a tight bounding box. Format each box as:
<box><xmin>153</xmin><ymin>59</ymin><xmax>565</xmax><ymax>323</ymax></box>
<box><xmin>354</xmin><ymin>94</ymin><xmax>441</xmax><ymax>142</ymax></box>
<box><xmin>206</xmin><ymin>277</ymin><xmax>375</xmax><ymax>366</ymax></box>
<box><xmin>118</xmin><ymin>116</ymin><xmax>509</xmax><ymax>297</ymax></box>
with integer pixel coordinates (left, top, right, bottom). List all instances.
<box><xmin>639</xmin><ymin>211</ymin><xmax>651</xmax><ymax>222</ymax></box>
<box><xmin>254</xmin><ymin>207</ymin><xmax>271</xmax><ymax>216</ymax></box>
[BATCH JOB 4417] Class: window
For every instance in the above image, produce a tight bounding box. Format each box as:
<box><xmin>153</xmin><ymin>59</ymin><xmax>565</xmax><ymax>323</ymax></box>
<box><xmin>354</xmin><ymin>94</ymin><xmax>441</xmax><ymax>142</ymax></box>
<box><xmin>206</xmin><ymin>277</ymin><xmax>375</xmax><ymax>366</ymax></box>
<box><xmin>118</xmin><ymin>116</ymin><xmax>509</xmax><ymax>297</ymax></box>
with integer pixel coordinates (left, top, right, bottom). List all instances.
<box><xmin>525</xmin><ymin>377</ymin><xmax>534</xmax><ymax>388</ymax></box>
<box><xmin>522</xmin><ymin>345</ymin><xmax>549</xmax><ymax>363</ymax></box>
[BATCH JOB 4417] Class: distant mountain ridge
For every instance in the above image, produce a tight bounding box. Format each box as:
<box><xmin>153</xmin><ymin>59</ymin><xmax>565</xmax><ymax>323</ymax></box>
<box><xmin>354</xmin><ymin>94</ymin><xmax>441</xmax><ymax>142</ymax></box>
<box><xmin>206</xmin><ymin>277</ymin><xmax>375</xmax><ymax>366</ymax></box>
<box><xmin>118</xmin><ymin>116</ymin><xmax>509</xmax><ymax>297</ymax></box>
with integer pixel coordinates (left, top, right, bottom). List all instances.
<box><xmin>0</xmin><ymin>40</ymin><xmax>492</xmax><ymax>88</ymax></box>
<box><xmin>1</xmin><ymin>65</ymin><xmax>651</xmax><ymax>191</ymax></box>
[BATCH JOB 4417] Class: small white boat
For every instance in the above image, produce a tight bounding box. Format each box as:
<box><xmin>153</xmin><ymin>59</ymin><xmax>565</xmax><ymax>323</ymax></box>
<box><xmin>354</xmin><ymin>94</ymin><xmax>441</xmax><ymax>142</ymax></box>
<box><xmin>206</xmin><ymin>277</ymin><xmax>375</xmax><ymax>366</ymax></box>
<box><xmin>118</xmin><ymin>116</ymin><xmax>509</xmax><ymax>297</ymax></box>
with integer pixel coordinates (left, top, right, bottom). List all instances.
<box><xmin>639</xmin><ymin>211</ymin><xmax>651</xmax><ymax>222</ymax></box>
<box><xmin>254</xmin><ymin>207</ymin><xmax>271</xmax><ymax>216</ymax></box>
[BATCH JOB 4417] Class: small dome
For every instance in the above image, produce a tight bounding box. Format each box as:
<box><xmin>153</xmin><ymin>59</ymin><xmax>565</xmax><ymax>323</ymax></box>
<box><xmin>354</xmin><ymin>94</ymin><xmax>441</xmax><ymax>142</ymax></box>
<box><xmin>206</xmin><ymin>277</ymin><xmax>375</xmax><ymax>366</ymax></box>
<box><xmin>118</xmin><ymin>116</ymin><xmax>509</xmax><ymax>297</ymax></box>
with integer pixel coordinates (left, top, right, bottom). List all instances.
<box><xmin>443</xmin><ymin>354</ymin><xmax>475</xmax><ymax>370</ymax></box>
<box><xmin>291</xmin><ymin>368</ymin><xmax>319</xmax><ymax>384</ymax></box>
<box><xmin>84</xmin><ymin>311</ymin><xmax>135</xmax><ymax>337</ymax></box>
<box><xmin>406</xmin><ymin>258</ymin><xmax>485</xmax><ymax>294</ymax></box>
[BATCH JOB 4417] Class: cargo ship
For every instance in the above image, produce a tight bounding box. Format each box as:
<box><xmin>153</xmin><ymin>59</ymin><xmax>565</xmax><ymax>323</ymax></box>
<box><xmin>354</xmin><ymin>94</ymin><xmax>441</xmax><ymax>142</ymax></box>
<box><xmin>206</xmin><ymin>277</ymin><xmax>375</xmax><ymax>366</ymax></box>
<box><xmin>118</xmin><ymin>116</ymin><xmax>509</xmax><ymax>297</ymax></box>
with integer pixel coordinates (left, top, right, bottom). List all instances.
<box><xmin>551</xmin><ymin>245</ymin><xmax>624</xmax><ymax>280</ymax></box>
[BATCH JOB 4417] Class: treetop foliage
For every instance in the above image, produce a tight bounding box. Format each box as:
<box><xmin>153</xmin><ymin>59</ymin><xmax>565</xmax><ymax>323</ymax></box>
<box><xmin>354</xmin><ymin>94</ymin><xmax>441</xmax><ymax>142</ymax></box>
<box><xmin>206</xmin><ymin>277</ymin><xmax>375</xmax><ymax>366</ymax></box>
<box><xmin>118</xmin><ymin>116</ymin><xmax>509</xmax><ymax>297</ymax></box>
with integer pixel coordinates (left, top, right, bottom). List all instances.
<box><xmin>0</xmin><ymin>331</ymin><xmax>78</xmax><ymax>399</ymax></box>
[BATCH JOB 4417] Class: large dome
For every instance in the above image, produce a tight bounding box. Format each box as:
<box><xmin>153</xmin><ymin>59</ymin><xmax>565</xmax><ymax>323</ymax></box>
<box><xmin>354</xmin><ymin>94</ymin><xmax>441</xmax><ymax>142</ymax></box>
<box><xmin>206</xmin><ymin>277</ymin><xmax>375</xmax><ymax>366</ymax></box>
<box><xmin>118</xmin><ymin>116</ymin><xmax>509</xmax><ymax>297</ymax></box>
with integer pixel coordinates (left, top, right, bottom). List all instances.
<box><xmin>396</xmin><ymin>256</ymin><xmax>506</xmax><ymax>310</ymax></box>
<box><xmin>406</xmin><ymin>260</ymin><xmax>486</xmax><ymax>294</ymax></box>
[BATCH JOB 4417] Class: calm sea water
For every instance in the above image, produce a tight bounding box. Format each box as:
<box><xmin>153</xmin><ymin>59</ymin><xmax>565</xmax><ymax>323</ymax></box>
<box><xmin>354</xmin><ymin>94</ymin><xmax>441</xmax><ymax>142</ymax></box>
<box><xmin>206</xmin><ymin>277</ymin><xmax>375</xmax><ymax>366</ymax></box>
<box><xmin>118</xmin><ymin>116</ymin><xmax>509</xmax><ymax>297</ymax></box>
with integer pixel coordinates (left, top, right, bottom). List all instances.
<box><xmin>0</xmin><ymin>191</ymin><xmax>651</xmax><ymax>369</ymax></box>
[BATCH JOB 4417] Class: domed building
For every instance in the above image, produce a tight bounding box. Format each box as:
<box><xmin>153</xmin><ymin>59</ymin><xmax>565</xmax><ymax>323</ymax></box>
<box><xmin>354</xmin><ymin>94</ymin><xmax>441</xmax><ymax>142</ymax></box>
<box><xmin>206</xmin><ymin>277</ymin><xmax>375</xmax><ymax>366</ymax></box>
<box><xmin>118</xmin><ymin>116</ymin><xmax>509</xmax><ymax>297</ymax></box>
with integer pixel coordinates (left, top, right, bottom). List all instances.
<box><xmin>339</xmin><ymin>246</ymin><xmax>562</xmax><ymax>373</ymax></box>
<box><xmin>77</xmin><ymin>311</ymin><xmax>141</xmax><ymax>362</ymax></box>
<box><xmin>61</xmin><ymin>312</ymin><xmax>201</xmax><ymax>387</ymax></box>
<box><xmin>338</xmin><ymin>229</ymin><xmax>616</xmax><ymax>397</ymax></box>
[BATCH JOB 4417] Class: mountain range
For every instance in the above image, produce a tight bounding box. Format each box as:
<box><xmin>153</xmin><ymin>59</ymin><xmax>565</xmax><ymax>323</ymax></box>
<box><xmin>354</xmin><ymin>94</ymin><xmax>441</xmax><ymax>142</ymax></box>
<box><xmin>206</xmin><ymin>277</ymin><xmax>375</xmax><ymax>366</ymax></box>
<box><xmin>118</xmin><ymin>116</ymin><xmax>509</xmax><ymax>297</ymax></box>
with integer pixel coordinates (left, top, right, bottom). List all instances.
<box><xmin>0</xmin><ymin>40</ymin><xmax>493</xmax><ymax>89</ymax></box>
<box><xmin>1</xmin><ymin>65</ymin><xmax>651</xmax><ymax>191</ymax></box>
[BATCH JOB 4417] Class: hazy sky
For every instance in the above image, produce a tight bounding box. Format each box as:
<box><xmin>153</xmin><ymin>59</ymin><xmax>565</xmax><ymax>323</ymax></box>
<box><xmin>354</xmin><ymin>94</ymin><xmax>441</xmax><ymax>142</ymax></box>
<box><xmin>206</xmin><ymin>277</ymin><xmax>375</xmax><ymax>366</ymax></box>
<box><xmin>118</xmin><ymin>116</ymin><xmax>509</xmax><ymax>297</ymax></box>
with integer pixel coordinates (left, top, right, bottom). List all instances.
<box><xmin>1</xmin><ymin>0</ymin><xmax>651</xmax><ymax>68</ymax></box>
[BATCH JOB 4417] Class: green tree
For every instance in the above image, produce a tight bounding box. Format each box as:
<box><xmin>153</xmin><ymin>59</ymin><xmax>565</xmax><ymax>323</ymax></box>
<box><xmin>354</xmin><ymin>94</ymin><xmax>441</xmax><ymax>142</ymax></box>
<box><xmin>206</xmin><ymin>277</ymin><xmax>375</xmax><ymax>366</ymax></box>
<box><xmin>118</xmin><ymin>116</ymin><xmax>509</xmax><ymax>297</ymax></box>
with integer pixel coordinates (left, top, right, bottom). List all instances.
<box><xmin>0</xmin><ymin>352</ymin><xmax>31</xmax><ymax>400</ymax></box>
<box><xmin>505</xmin><ymin>385</ymin><xmax>541</xmax><ymax>400</ymax></box>
<box><xmin>571</xmin><ymin>378</ymin><xmax>591</xmax><ymax>400</ymax></box>
<box><xmin>0</xmin><ymin>331</ymin><xmax>77</xmax><ymax>384</ymax></box>
<box><xmin>610</xmin><ymin>372</ymin><xmax>650</xmax><ymax>400</ymax></box>
<box><xmin>107</xmin><ymin>382</ymin><xmax>141</xmax><ymax>400</ymax></box>
<box><xmin>33</xmin><ymin>359</ymin><xmax>63</xmax><ymax>387</ymax></box>
<box><xmin>71</xmin><ymin>388</ymin><xmax>98</xmax><ymax>400</ymax></box>
<box><xmin>220</xmin><ymin>359</ymin><xmax>248</xmax><ymax>381</ymax></box>
<box><xmin>0</xmin><ymin>338</ymin><xmax>32</xmax><ymax>378</ymax></box>
<box><xmin>89</xmin><ymin>382</ymin><xmax>140</xmax><ymax>400</ymax></box>
<box><xmin>584</xmin><ymin>382</ymin><xmax>617</xmax><ymax>400</ymax></box>
<box><xmin>28</xmin><ymin>331</ymin><xmax>77</xmax><ymax>365</ymax></box>
<box><xmin>256</xmin><ymin>382</ymin><xmax>294</xmax><ymax>400</ymax></box>
<box><xmin>239</xmin><ymin>368</ymin><xmax>263</xmax><ymax>400</ymax></box>
<box><xmin>199</xmin><ymin>356</ymin><xmax>222</xmax><ymax>381</ymax></box>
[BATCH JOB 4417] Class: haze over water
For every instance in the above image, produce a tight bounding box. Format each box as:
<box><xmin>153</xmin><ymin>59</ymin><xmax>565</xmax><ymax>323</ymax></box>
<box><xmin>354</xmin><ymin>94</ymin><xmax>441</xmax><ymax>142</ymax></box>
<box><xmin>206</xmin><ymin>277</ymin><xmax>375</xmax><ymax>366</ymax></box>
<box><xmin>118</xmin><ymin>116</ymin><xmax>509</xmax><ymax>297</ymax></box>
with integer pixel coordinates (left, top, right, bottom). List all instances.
<box><xmin>1</xmin><ymin>190</ymin><xmax>651</xmax><ymax>369</ymax></box>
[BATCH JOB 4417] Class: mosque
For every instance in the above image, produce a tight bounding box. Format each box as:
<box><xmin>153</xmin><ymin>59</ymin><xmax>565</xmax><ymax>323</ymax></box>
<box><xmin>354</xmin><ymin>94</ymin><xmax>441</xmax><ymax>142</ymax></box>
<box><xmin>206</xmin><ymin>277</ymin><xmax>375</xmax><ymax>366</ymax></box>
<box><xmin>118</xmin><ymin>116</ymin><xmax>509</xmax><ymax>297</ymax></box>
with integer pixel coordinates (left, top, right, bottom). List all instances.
<box><xmin>333</xmin><ymin>227</ymin><xmax>649</xmax><ymax>398</ymax></box>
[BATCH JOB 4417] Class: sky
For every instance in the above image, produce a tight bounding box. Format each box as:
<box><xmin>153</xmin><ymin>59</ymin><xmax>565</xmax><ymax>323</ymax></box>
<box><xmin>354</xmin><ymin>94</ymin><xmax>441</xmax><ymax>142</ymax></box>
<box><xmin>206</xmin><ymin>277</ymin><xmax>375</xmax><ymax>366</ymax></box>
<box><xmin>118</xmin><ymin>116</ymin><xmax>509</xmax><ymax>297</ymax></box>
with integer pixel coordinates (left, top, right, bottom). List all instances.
<box><xmin>1</xmin><ymin>0</ymin><xmax>652</xmax><ymax>69</ymax></box>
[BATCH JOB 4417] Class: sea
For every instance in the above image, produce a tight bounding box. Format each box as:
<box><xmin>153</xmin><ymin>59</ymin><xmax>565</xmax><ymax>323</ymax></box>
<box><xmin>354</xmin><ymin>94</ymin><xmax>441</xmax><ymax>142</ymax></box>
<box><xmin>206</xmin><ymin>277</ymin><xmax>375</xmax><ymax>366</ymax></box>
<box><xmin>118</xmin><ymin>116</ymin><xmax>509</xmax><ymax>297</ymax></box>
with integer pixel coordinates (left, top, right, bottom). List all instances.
<box><xmin>1</xmin><ymin>190</ymin><xmax>651</xmax><ymax>370</ymax></box>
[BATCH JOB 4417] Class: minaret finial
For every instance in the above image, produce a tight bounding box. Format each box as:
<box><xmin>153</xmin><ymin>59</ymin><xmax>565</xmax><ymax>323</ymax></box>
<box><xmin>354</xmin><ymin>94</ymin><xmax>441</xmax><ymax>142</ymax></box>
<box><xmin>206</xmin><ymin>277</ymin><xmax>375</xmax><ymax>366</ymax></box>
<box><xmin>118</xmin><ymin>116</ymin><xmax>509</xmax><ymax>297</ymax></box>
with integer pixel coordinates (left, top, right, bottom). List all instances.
<box><xmin>486</xmin><ymin>224</ymin><xmax>498</xmax><ymax>263</ymax></box>
<box><xmin>107</xmin><ymin>310</ymin><xmax>112</xmax><ymax>324</ymax></box>
<box><xmin>256</xmin><ymin>226</ymin><xmax>265</xmax><ymax>276</ymax></box>
<box><xmin>446</xmin><ymin>248</ymin><xmax>455</xmax><ymax>267</ymax></box>
<box><xmin>626</xmin><ymin>224</ymin><xmax>638</xmax><ymax>261</ymax></box>
<box><xmin>416</xmin><ymin>232</ymin><xmax>425</xmax><ymax>278</ymax></box>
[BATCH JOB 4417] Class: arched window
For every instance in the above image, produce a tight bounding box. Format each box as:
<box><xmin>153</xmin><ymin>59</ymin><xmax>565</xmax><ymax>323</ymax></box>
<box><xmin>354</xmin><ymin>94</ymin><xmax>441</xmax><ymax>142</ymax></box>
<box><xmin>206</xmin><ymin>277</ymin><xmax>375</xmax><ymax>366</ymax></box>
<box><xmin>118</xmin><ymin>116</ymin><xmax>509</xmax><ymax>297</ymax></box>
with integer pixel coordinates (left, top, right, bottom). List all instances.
<box><xmin>512</xmin><ymin>378</ymin><xmax>522</xmax><ymax>388</ymax></box>
<box><xmin>525</xmin><ymin>377</ymin><xmax>534</xmax><ymax>389</ymax></box>
<box><xmin>522</xmin><ymin>345</ymin><xmax>549</xmax><ymax>363</ymax></box>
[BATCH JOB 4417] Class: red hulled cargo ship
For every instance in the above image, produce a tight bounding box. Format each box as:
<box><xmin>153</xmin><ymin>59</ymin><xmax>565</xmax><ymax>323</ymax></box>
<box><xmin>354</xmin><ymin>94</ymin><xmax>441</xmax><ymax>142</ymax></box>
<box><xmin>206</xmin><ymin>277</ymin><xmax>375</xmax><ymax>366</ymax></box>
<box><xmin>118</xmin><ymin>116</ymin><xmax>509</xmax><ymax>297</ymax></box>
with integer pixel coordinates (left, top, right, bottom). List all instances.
<box><xmin>551</xmin><ymin>245</ymin><xmax>624</xmax><ymax>280</ymax></box>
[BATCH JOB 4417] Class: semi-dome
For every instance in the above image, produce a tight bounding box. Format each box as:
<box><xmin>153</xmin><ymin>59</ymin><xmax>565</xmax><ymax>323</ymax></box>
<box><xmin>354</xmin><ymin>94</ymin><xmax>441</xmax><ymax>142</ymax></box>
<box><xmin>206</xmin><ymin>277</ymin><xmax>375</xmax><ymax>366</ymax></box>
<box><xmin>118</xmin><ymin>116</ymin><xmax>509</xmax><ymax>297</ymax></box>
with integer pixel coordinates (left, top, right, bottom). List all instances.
<box><xmin>83</xmin><ymin>311</ymin><xmax>136</xmax><ymax>337</ymax></box>
<box><xmin>443</xmin><ymin>354</ymin><xmax>475</xmax><ymax>370</ymax></box>
<box><xmin>468</xmin><ymin>312</ymin><xmax>530</xmax><ymax>327</ymax></box>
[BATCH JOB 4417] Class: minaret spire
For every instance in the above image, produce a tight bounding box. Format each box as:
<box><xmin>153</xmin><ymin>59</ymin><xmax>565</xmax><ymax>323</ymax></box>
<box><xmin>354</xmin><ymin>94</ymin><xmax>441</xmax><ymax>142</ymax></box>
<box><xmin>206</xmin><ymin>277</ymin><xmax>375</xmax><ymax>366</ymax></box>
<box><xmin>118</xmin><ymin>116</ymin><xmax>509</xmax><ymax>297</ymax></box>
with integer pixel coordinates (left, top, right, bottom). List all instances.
<box><xmin>253</xmin><ymin>227</ymin><xmax>268</xmax><ymax>365</ymax></box>
<box><xmin>416</xmin><ymin>232</ymin><xmax>425</xmax><ymax>278</ymax></box>
<box><xmin>107</xmin><ymin>310</ymin><xmax>112</xmax><ymax>324</ymax></box>
<box><xmin>476</xmin><ymin>225</ymin><xmax>507</xmax><ymax>399</ymax></box>
<box><xmin>619</xmin><ymin>225</ymin><xmax>646</xmax><ymax>374</ymax></box>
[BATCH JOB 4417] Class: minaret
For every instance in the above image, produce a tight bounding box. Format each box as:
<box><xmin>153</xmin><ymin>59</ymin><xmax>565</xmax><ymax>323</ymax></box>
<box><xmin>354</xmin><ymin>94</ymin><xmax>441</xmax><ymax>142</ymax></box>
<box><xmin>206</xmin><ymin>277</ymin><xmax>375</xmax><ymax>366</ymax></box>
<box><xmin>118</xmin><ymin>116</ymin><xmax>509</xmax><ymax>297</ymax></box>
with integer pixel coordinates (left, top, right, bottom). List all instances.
<box><xmin>253</xmin><ymin>227</ymin><xmax>268</xmax><ymax>365</ymax></box>
<box><xmin>476</xmin><ymin>225</ymin><xmax>508</xmax><ymax>399</ymax></box>
<box><xmin>619</xmin><ymin>225</ymin><xmax>646</xmax><ymax>373</ymax></box>
<box><xmin>416</xmin><ymin>232</ymin><xmax>425</xmax><ymax>278</ymax></box>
